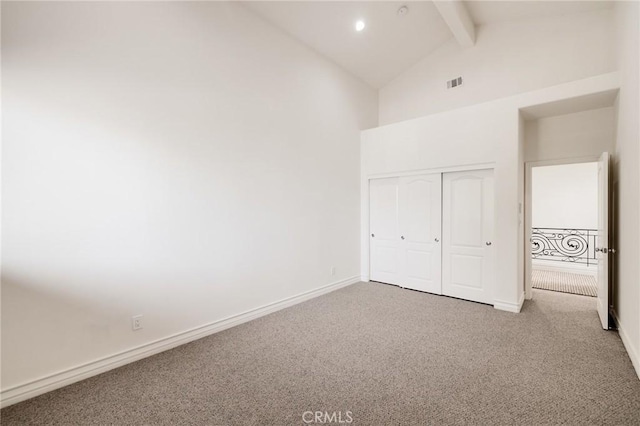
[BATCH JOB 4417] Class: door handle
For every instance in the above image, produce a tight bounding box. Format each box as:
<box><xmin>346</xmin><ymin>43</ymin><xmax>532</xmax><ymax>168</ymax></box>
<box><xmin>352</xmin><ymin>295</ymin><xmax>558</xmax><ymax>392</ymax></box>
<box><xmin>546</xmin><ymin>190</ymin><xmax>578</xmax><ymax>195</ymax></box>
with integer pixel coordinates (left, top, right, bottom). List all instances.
<box><xmin>401</xmin><ymin>236</ymin><xmax>405</xmax><ymax>240</ymax></box>
<box><xmin>609</xmin><ymin>248</ymin><xmax>617</xmax><ymax>254</ymax></box>
<box><xmin>485</xmin><ymin>242</ymin><xmax>492</xmax><ymax>246</ymax></box>
<box><xmin>595</xmin><ymin>247</ymin><xmax>601</xmax><ymax>252</ymax></box>
<box><xmin>371</xmin><ymin>233</ymin><xmax>375</xmax><ymax>238</ymax></box>
<box><xmin>434</xmin><ymin>238</ymin><xmax>439</xmax><ymax>242</ymax></box>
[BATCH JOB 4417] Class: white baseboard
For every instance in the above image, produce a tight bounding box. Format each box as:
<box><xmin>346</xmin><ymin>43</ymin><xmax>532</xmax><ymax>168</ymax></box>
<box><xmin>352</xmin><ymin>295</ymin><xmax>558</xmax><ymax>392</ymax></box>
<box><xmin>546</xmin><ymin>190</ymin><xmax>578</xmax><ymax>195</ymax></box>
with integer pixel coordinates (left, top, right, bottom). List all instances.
<box><xmin>0</xmin><ymin>275</ymin><xmax>361</xmax><ymax>408</ymax></box>
<box><xmin>612</xmin><ymin>310</ymin><xmax>640</xmax><ymax>380</ymax></box>
<box><xmin>532</xmin><ymin>262</ymin><xmax>596</xmax><ymax>276</ymax></box>
<box><xmin>360</xmin><ymin>275</ymin><xmax>370</xmax><ymax>282</ymax></box>
<box><xmin>494</xmin><ymin>293</ymin><xmax>525</xmax><ymax>313</ymax></box>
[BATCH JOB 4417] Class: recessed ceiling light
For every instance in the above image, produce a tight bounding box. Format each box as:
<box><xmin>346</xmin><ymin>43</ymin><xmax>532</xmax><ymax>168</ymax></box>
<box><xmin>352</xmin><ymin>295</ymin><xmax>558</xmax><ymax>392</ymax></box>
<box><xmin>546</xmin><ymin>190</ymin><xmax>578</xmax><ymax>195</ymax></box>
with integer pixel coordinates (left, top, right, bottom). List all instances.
<box><xmin>355</xmin><ymin>20</ymin><xmax>365</xmax><ymax>32</ymax></box>
<box><xmin>397</xmin><ymin>5</ymin><xmax>409</xmax><ymax>16</ymax></box>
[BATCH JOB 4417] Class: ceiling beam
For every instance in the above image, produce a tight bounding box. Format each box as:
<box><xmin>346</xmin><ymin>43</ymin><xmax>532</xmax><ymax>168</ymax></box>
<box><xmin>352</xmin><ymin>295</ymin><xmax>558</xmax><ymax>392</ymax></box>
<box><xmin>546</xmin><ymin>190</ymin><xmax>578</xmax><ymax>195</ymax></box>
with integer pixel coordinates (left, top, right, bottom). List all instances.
<box><xmin>433</xmin><ymin>0</ymin><xmax>476</xmax><ymax>48</ymax></box>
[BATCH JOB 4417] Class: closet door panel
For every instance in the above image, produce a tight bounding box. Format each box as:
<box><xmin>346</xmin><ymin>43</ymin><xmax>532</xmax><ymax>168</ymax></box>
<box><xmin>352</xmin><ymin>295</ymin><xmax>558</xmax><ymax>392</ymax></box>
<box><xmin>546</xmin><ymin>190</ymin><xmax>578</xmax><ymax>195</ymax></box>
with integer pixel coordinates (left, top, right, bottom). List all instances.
<box><xmin>442</xmin><ymin>170</ymin><xmax>495</xmax><ymax>304</ymax></box>
<box><xmin>399</xmin><ymin>174</ymin><xmax>442</xmax><ymax>294</ymax></box>
<box><xmin>369</xmin><ymin>178</ymin><xmax>401</xmax><ymax>285</ymax></box>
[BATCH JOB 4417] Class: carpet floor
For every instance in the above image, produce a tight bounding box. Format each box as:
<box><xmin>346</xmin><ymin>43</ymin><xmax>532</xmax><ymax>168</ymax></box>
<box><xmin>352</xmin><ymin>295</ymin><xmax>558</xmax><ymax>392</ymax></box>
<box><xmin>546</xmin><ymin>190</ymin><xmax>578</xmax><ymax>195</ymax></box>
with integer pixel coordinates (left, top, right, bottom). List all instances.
<box><xmin>532</xmin><ymin>269</ymin><xmax>598</xmax><ymax>297</ymax></box>
<box><xmin>2</xmin><ymin>283</ymin><xmax>639</xmax><ymax>425</ymax></box>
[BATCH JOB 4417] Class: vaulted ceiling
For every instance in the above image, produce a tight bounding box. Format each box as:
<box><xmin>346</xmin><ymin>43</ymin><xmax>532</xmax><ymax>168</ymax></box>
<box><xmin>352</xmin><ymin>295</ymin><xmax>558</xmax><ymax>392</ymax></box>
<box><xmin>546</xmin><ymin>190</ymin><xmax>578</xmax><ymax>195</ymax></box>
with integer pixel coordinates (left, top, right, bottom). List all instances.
<box><xmin>244</xmin><ymin>1</ymin><xmax>615</xmax><ymax>89</ymax></box>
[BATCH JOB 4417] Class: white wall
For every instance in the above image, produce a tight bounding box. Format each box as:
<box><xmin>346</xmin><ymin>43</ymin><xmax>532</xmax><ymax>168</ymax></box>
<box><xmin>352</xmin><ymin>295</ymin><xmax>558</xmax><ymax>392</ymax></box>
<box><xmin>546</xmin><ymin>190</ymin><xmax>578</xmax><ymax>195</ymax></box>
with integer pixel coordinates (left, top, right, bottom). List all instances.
<box><xmin>1</xmin><ymin>1</ymin><xmax>377</xmax><ymax>397</ymax></box>
<box><xmin>379</xmin><ymin>9</ymin><xmax>615</xmax><ymax>125</ymax></box>
<box><xmin>532</xmin><ymin>163</ymin><xmax>599</xmax><ymax>230</ymax></box>
<box><xmin>612</xmin><ymin>1</ymin><xmax>640</xmax><ymax>378</ymax></box>
<box><xmin>524</xmin><ymin>107</ymin><xmax>616</xmax><ymax>163</ymax></box>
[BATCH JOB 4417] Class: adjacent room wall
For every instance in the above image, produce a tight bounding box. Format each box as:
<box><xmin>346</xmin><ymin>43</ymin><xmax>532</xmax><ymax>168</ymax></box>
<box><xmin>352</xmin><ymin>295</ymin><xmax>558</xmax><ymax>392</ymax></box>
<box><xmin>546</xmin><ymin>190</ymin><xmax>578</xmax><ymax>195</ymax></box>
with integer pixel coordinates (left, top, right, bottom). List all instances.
<box><xmin>379</xmin><ymin>9</ymin><xmax>615</xmax><ymax>125</ymax></box>
<box><xmin>531</xmin><ymin>163</ymin><xmax>598</xmax><ymax>275</ymax></box>
<box><xmin>532</xmin><ymin>163</ymin><xmax>598</xmax><ymax>231</ymax></box>
<box><xmin>1</xmin><ymin>1</ymin><xmax>377</xmax><ymax>398</ymax></box>
<box><xmin>612</xmin><ymin>0</ymin><xmax>640</xmax><ymax>377</ymax></box>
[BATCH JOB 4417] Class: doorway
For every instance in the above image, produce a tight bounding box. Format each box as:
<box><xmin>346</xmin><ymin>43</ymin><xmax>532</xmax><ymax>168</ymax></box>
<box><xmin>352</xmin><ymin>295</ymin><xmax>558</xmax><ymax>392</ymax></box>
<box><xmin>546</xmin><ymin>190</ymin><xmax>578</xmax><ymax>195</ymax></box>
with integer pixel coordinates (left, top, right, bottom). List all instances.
<box><xmin>530</xmin><ymin>162</ymin><xmax>598</xmax><ymax>296</ymax></box>
<box><xmin>525</xmin><ymin>154</ymin><xmax>612</xmax><ymax>329</ymax></box>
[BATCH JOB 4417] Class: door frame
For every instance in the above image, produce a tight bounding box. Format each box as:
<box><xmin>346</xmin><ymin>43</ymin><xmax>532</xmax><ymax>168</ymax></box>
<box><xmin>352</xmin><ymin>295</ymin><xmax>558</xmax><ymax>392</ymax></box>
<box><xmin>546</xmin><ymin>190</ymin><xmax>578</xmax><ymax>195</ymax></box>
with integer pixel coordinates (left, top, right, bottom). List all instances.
<box><xmin>524</xmin><ymin>155</ymin><xmax>601</xmax><ymax>300</ymax></box>
<box><xmin>364</xmin><ymin>162</ymin><xmax>495</xmax><ymax>283</ymax></box>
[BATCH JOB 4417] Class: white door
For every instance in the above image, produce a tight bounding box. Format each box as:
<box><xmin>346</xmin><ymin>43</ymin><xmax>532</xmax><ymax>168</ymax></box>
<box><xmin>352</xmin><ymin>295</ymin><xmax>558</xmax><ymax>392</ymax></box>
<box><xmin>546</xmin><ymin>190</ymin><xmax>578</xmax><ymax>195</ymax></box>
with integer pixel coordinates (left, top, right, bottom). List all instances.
<box><xmin>596</xmin><ymin>152</ymin><xmax>610</xmax><ymax>330</ymax></box>
<box><xmin>370</xmin><ymin>178</ymin><xmax>401</xmax><ymax>286</ymax></box>
<box><xmin>398</xmin><ymin>174</ymin><xmax>442</xmax><ymax>293</ymax></box>
<box><xmin>442</xmin><ymin>169</ymin><xmax>495</xmax><ymax>305</ymax></box>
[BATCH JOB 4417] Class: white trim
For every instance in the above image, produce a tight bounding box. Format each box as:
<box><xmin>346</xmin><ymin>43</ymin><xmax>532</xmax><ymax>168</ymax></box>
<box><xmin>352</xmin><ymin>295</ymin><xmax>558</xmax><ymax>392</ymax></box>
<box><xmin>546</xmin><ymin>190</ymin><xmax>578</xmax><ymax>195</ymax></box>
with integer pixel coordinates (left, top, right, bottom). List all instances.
<box><xmin>494</xmin><ymin>293</ymin><xmax>525</xmax><ymax>313</ymax></box>
<box><xmin>612</xmin><ymin>310</ymin><xmax>640</xmax><ymax>380</ymax></box>
<box><xmin>525</xmin><ymin>156</ymin><xmax>601</xmax><ymax>169</ymax></box>
<box><xmin>524</xmin><ymin>156</ymin><xmax>601</xmax><ymax>299</ymax></box>
<box><xmin>366</xmin><ymin>162</ymin><xmax>495</xmax><ymax>181</ymax></box>
<box><xmin>0</xmin><ymin>275</ymin><xmax>361</xmax><ymax>408</ymax></box>
<box><xmin>532</xmin><ymin>262</ymin><xmax>597</xmax><ymax>276</ymax></box>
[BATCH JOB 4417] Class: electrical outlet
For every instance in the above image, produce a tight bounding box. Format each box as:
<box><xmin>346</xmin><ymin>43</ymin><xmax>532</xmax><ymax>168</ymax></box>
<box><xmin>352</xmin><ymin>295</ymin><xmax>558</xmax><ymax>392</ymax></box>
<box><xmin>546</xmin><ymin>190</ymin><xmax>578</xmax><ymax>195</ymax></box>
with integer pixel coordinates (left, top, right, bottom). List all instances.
<box><xmin>132</xmin><ymin>315</ymin><xmax>143</xmax><ymax>331</ymax></box>
<box><xmin>330</xmin><ymin>266</ymin><xmax>336</xmax><ymax>276</ymax></box>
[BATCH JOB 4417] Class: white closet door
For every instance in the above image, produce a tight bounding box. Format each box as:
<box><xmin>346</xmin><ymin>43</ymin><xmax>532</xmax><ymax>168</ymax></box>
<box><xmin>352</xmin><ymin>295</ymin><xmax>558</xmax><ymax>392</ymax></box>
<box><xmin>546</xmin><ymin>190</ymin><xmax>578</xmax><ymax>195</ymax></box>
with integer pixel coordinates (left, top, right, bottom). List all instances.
<box><xmin>369</xmin><ymin>178</ymin><xmax>401</xmax><ymax>285</ymax></box>
<box><xmin>399</xmin><ymin>174</ymin><xmax>442</xmax><ymax>294</ymax></box>
<box><xmin>442</xmin><ymin>169</ymin><xmax>495</xmax><ymax>305</ymax></box>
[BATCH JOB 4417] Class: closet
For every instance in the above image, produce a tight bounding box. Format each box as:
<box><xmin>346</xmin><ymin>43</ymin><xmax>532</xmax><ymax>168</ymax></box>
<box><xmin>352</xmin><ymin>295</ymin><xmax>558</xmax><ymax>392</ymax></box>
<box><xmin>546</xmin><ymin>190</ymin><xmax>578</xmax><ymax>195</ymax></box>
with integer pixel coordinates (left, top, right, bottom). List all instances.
<box><xmin>369</xmin><ymin>169</ymin><xmax>495</xmax><ymax>305</ymax></box>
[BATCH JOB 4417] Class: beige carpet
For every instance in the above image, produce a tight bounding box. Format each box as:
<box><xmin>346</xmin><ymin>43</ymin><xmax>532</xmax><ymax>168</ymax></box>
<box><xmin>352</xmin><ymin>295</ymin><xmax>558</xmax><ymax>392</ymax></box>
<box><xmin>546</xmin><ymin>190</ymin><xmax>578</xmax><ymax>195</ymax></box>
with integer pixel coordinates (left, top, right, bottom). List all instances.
<box><xmin>532</xmin><ymin>269</ymin><xmax>598</xmax><ymax>297</ymax></box>
<box><xmin>2</xmin><ymin>283</ymin><xmax>639</xmax><ymax>425</ymax></box>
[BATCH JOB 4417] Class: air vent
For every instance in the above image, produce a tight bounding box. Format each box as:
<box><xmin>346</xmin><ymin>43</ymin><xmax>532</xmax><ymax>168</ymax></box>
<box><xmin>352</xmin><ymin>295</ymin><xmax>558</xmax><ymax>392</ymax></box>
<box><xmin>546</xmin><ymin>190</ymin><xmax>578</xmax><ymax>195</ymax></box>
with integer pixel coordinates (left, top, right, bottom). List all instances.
<box><xmin>447</xmin><ymin>77</ymin><xmax>463</xmax><ymax>89</ymax></box>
